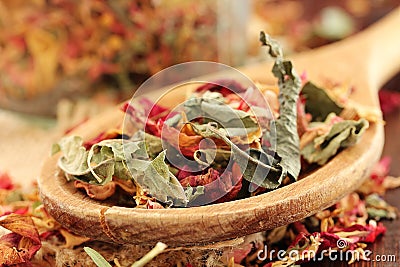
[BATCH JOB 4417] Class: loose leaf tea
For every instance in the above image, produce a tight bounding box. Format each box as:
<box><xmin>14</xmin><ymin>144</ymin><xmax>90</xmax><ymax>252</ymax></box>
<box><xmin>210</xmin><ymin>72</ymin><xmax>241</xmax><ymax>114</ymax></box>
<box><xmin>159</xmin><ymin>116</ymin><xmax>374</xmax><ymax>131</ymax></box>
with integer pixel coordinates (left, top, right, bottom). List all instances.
<box><xmin>84</xmin><ymin>247</ymin><xmax>112</xmax><ymax>267</ymax></box>
<box><xmin>128</xmin><ymin>151</ymin><xmax>189</xmax><ymax>207</ymax></box>
<box><xmin>53</xmin><ymin>32</ymin><xmax>367</xmax><ymax>208</ymax></box>
<box><xmin>260</xmin><ymin>31</ymin><xmax>301</xmax><ymax>181</ymax></box>
<box><xmin>301</xmin><ymin>81</ymin><xmax>344</xmax><ymax>121</ymax></box>
<box><xmin>301</xmin><ymin>114</ymin><xmax>369</xmax><ymax>165</ymax></box>
<box><xmin>190</xmin><ymin>123</ymin><xmax>283</xmax><ymax>189</ymax></box>
<box><xmin>0</xmin><ymin>214</ymin><xmax>42</xmax><ymax>265</ymax></box>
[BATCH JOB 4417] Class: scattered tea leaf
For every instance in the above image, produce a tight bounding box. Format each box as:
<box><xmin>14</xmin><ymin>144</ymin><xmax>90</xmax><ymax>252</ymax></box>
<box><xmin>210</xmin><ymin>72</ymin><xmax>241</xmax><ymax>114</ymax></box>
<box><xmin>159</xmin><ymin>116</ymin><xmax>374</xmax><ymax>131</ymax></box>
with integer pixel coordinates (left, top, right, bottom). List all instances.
<box><xmin>301</xmin><ymin>116</ymin><xmax>369</xmax><ymax>165</ymax></box>
<box><xmin>84</xmin><ymin>246</ymin><xmax>112</xmax><ymax>267</ymax></box>
<box><xmin>301</xmin><ymin>81</ymin><xmax>344</xmax><ymax>121</ymax></box>
<box><xmin>128</xmin><ymin>151</ymin><xmax>188</xmax><ymax>207</ymax></box>
<box><xmin>191</xmin><ymin>123</ymin><xmax>283</xmax><ymax>189</ymax></box>
<box><xmin>260</xmin><ymin>31</ymin><xmax>301</xmax><ymax>181</ymax></box>
<box><xmin>55</xmin><ymin>136</ymin><xmax>143</xmax><ymax>184</ymax></box>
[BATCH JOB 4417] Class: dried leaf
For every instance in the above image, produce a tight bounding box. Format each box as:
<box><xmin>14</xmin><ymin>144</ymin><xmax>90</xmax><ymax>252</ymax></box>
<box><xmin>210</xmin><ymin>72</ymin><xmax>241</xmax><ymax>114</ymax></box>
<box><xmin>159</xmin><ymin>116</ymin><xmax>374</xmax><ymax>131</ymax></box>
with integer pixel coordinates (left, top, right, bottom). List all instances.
<box><xmin>301</xmin><ymin>116</ymin><xmax>369</xmax><ymax>165</ymax></box>
<box><xmin>55</xmin><ymin>136</ymin><xmax>143</xmax><ymax>184</ymax></box>
<box><xmin>0</xmin><ymin>214</ymin><xmax>41</xmax><ymax>265</ymax></box>
<box><xmin>365</xmin><ymin>193</ymin><xmax>397</xmax><ymax>220</ymax></box>
<box><xmin>301</xmin><ymin>81</ymin><xmax>344</xmax><ymax>121</ymax></box>
<box><xmin>74</xmin><ymin>180</ymin><xmax>116</xmax><ymax>200</ymax></box>
<box><xmin>131</xmin><ymin>242</ymin><xmax>168</xmax><ymax>267</ymax></box>
<box><xmin>260</xmin><ymin>31</ymin><xmax>301</xmax><ymax>181</ymax></box>
<box><xmin>59</xmin><ymin>228</ymin><xmax>90</xmax><ymax>249</ymax></box>
<box><xmin>128</xmin><ymin>151</ymin><xmax>188</xmax><ymax>207</ymax></box>
<box><xmin>84</xmin><ymin>246</ymin><xmax>112</xmax><ymax>267</ymax></box>
<box><xmin>184</xmin><ymin>91</ymin><xmax>260</xmax><ymax>135</ymax></box>
<box><xmin>191</xmin><ymin>123</ymin><xmax>282</xmax><ymax>189</ymax></box>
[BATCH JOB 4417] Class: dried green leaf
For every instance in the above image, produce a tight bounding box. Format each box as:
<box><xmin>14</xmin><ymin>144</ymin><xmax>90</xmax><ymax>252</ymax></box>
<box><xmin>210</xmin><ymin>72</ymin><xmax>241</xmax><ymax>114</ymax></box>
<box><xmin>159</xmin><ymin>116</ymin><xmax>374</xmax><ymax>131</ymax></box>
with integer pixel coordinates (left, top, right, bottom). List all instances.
<box><xmin>54</xmin><ymin>136</ymin><xmax>90</xmax><ymax>179</ymax></box>
<box><xmin>128</xmin><ymin>151</ymin><xmax>189</xmax><ymax>207</ymax></box>
<box><xmin>84</xmin><ymin>246</ymin><xmax>112</xmax><ymax>267</ymax></box>
<box><xmin>184</xmin><ymin>91</ymin><xmax>259</xmax><ymax>133</ymax></box>
<box><xmin>259</xmin><ymin>31</ymin><xmax>283</xmax><ymax>58</ymax></box>
<box><xmin>132</xmin><ymin>130</ymin><xmax>163</xmax><ymax>159</ymax></box>
<box><xmin>366</xmin><ymin>193</ymin><xmax>397</xmax><ymax>220</ymax></box>
<box><xmin>301</xmin><ymin>81</ymin><xmax>344</xmax><ymax>121</ymax></box>
<box><xmin>56</xmin><ymin>136</ymin><xmax>142</xmax><ymax>184</ymax></box>
<box><xmin>260</xmin><ymin>31</ymin><xmax>301</xmax><ymax>181</ymax></box>
<box><xmin>164</xmin><ymin>113</ymin><xmax>182</xmax><ymax>127</ymax></box>
<box><xmin>185</xmin><ymin>185</ymin><xmax>205</xmax><ymax>203</ymax></box>
<box><xmin>191</xmin><ymin>123</ymin><xmax>283</xmax><ymax>189</ymax></box>
<box><xmin>301</xmin><ymin>117</ymin><xmax>369</xmax><ymax>165</ymax></box>
<box><xmin>194</xmin><ymin>148</ymin><xmax>231</xmax><ymax>167</ymax></box>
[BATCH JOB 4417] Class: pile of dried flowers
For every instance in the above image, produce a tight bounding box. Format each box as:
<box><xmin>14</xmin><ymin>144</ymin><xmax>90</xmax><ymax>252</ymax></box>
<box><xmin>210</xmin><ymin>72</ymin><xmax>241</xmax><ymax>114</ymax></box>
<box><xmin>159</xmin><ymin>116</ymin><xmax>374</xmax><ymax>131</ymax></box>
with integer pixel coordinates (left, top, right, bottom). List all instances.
<box><xmin>1</xmin><ymin>155</ymin><xmax>398</xmax><ymax>266</ymax></box>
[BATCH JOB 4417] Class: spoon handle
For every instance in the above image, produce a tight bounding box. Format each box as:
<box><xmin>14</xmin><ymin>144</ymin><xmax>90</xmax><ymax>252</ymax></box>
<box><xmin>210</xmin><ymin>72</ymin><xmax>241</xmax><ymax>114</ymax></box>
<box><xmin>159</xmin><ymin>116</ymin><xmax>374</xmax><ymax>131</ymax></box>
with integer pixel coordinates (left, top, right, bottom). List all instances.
<box><xmin>242</xmin><ymin>7</ymin><xmax>400</xmax><ymax>108</ymax></box>
<box><xmin>346</xmin><ymin>6</ymin><xmax>400</xmax><ymax>91</ymax></box>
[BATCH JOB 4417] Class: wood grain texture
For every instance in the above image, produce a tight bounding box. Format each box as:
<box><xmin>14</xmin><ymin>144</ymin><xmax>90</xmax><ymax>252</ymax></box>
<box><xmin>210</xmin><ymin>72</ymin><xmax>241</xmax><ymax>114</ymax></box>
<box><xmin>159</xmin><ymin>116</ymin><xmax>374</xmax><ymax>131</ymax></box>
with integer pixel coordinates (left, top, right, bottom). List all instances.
<box><xmin>38</xmin><ymin>8</ymin><xmax>400</xmax><ymax>246</ymax></box>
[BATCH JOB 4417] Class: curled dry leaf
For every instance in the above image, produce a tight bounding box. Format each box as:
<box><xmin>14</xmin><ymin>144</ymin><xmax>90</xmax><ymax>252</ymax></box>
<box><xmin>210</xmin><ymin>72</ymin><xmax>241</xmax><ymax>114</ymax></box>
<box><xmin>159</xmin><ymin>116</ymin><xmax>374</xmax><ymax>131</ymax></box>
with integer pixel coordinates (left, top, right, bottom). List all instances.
<box><xmin>74</xmin><ymin>180</ymin><xmax>116</xmax><ymax>201</ymax></box>
<box><xmin>0</xmin><ymin>214</ymin><xmax>41</xmax><ymax>265</ymax></box>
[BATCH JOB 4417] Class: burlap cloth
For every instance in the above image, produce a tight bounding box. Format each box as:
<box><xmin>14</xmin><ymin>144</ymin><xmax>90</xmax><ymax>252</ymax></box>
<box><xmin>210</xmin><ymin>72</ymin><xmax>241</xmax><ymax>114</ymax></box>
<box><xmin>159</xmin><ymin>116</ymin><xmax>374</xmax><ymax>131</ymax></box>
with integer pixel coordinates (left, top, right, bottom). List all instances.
<box><xmin>0</xmin><ymin>99</ymin><xmax>112</xmax><ymax>187</ymax></box>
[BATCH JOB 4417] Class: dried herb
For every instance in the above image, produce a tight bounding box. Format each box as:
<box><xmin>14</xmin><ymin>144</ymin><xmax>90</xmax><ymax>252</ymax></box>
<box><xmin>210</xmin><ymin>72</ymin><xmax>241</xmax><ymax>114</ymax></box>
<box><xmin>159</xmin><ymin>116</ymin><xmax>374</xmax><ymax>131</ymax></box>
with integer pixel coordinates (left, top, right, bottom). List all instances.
<box><xmin>0</xmin><ymin>214</ymin><xmax>41</xmax><ymax>265</ymax></box>
<box><xmin>54</xmin><ymin>136</ymin><xmax>143</xmax><ymax>184</ymax></box>
<box><xmin>301</xmin><ymin>81</ymin><xmax>344</xmax><ymax>121</ymax></box>
<box><xmin>131</xmin><ymin>242</ymin><xmax>168</xmax><ymax>267</ymax></box>
<box><xmin>84</xmin><ymin>246</ymin><xmax>112</xmax><ymax>267</ymax></box>
<box><xmin>260</xmin><ymin>31</ymin><xmax>301</xmax><ymax>181</ymax></box>
<box><xmin>301</xmin><ymin>114</ymin><xmax>369</xmax><ymax>165</ymax></box>
<box><xmin>128</xmin><ymin>151</ymin><xmax>188</xmax><ymax>207</ymax></box>
<box><xmin>366</xmin><ymin>193</ymin><xmax>397</xmax><ymax>220</ymax></box>
<box><xmin>191</xmin><ymin>123</ymin><xmax>282</xmax><ymax>189</ymax></box>
<box><xmin>184</xmin><ymin>91</ymin><xmax>259</xmax><ymax>135</ymax></box>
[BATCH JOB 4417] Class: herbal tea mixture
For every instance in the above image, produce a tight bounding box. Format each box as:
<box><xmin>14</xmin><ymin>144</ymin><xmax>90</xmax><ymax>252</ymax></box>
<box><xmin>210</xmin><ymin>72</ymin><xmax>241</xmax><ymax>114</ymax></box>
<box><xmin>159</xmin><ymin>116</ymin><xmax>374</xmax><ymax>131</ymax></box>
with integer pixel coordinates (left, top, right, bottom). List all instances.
<box><xmin>52</xmin><ymin>33</ymin><xmax>371</xmax><ymax>208</ymax></box>
<box><xmin>0</xmin><ymin>33</ymin><xmax>392</xmax><ymax>266</ymax></box>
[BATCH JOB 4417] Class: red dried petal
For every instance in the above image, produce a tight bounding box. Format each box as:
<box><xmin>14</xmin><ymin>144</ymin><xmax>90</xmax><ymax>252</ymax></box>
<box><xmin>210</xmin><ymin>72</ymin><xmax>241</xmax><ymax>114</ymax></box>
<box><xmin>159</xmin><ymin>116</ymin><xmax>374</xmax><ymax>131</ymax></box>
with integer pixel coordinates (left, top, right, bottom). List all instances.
<box><xmin>139</xmin><ymin>98</ymin><xmax>170</xmax><ymax>120</ymax></box>
<box><xmin>0</xmin><ymin>214</ymin><xmax>41</xmax><ymax>265</ymax></box>
<box><xmin>0</xmin><ymin>172</ymin><xmax>14</xmax><ymax>190</ymax></box>
<box><xmin>228</xmin><ymin>243</ymin><xmax>253</xmax><ymax>264</ymax></box>
<box><xmin>160</xmin><ymin>124</ymin><xmax>202</xmax><ymax>157</ymax></box>
<box><xmin>195</xmin><ymin>79</ymin><xmax>247</xmax><ymax>96</ymax></box>
<box><xmin>379</xmin><ymin>90</ymin><xmax>400</xmax><ymax>115</ymax></box>
<box><xmin>328</xmin><ymin>223</ymin><xmax>386</xmax><ymax>244</ymax></box>
<box><xmin>363</xmin><ymin>222</ymin><xmax>386</xmax><ymax>243</ymax></box>
<box><xmin>180</xmin><ymin>163</ymin><xmax>243</xmax><ymax>204</ymax></box>
<box><xmin>177</xmin><ymin>166</ymin><xmax>198</xmax><ymax>181</ymax></box>
<box><xmin>179</xmin><ymin>168</ymin><xmax>219</xmax><ymax>187</ymax></box>
<box><xmin>370</xmin><ymin>156</ymin><xmax>391</xmax><ymax>183</ymax></box>
<box><xmin>83</xmin><ymin>129</ymin><xmax>122</xmax><ymax>150</ymax></box>
<box><xmin>215</xmin><ymin>163</ymin><xmax>243</xmax><ymax>203</ymax></box>
<box><xmin>121</xmin><ymin>102</ymin><xmax>135</xmax><ymax>117</ymax></box>
<box><xmin>318</xmin><ymin>232</ymin><xmax>341</xmax><ymax>250</ymax></box>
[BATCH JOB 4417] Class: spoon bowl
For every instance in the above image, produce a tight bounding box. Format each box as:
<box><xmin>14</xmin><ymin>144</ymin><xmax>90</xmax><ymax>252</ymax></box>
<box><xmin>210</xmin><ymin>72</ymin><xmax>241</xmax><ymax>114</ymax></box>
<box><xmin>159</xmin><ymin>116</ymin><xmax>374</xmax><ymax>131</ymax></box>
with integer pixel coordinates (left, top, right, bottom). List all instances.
<box><xmin>38</xmin><ymin>8</ymin><xmax>400</xmax><ymax>246</ymax></box>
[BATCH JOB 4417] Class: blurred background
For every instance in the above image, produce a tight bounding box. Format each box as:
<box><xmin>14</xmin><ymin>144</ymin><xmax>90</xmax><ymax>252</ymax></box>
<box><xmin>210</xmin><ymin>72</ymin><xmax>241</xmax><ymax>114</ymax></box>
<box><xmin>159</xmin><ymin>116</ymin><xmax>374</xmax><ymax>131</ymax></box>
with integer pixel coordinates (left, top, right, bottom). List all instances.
<box><xmin>0</xmin><ymin>0</ymin><xmax>399</xmax><ymax>185</ymax></box>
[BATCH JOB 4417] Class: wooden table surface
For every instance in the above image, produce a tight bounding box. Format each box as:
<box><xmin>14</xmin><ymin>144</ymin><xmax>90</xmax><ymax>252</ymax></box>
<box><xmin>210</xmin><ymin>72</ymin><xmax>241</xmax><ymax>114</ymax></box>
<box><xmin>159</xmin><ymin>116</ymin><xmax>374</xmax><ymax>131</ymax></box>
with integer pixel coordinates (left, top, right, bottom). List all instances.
<box><xmin>305</xmin><ymin>93</ymin><xmax>400</xmax><ymax>267</ymax></box>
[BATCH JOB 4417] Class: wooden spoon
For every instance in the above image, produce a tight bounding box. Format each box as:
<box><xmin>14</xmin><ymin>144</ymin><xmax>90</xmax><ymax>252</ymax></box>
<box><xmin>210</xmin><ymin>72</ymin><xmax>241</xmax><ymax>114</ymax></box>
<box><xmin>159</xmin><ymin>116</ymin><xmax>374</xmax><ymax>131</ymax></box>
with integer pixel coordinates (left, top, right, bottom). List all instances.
<box><xmin>38</xmin><ymin>8</ymin><xmax>400</xmax><ymax>246</ymax></box>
